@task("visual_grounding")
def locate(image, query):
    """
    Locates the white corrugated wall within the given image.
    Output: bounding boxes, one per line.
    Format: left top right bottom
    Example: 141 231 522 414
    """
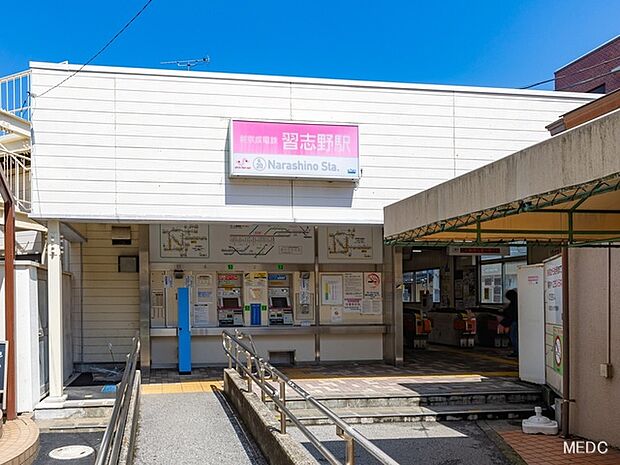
28 62 595 224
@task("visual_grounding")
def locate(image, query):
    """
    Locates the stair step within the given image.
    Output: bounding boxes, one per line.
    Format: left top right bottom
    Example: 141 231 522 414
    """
284 403 539 425
266 390 542 411
35 416 109 432
33 405 113 421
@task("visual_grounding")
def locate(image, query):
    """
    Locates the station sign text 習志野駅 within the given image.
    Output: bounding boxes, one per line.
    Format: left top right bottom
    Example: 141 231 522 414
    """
229 120 359 180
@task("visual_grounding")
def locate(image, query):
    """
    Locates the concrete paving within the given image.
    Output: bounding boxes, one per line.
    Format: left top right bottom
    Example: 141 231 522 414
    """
32 431 102 465
134 389 267 465
290 421 512 465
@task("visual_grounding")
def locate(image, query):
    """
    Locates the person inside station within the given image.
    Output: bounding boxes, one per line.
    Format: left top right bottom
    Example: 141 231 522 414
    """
500 289 519 357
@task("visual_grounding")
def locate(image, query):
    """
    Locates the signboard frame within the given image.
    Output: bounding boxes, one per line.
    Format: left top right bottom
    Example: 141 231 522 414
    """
229 119 360 181
0 341 7 411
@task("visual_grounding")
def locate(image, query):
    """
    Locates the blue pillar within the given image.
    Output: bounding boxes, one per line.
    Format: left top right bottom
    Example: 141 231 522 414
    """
250 303 262 326
178 287 191 374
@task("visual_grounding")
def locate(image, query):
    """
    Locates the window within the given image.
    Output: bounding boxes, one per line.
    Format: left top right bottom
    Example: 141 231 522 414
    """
111 226 132 245
403 269 440 303
588 83 606 94
480 257 526 304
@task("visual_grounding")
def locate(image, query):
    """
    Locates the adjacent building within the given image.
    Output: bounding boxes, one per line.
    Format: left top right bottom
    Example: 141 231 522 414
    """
555 35 620 94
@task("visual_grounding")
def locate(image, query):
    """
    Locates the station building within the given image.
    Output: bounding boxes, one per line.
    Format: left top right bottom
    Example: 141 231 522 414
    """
0 62 597 418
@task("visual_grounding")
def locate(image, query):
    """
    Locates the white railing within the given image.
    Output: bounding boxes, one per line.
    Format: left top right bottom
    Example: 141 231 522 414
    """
0 151 31 212
0 70 31 123
1 70 32 212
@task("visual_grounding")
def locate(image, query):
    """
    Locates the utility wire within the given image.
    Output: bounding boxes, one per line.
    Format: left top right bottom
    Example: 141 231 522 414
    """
520 55 620 89
35 0 155 99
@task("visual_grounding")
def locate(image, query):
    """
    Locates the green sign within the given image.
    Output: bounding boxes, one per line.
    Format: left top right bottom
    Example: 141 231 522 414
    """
277 264 284 270
227 264 234 270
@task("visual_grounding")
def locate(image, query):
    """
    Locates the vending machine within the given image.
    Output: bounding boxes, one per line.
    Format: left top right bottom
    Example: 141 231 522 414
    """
243 271 269 326
192 273 217 327
150 269 194 328
217 273 244 327
293 271 315 325
267 273 293 325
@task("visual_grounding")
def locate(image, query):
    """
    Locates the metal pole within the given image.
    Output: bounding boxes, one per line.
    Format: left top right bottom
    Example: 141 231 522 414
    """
314 226 320 362
235 344 240 372
246 352 252 392
345 435 355 465
561 248 570 438
279 379 286 434
4 198 16 420
260 365 266 403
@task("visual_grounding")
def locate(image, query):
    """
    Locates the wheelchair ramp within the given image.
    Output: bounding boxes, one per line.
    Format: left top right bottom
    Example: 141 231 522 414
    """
134 383 267 465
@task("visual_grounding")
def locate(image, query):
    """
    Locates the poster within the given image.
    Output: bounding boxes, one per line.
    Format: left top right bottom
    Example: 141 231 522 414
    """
544 256 563 325
0 341 7 402
192 304 211 326
344 272 363 312
363 272 382 299
244 272 268 303
321 275 343 305
361 299 382 314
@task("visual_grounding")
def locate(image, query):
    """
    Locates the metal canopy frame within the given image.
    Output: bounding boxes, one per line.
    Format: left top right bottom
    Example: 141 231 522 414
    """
385 171 620 247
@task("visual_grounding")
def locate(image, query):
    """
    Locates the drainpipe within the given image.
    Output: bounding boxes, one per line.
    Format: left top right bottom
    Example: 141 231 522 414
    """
561 248 570 438
606 247 612 370
1 169 16 420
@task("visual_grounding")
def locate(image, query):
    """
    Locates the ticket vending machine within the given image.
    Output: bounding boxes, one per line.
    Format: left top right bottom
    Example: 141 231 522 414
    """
165 269 193 328
243 272 269 326
217 273 244 327
267 273 293 325
150 270 166 327
150 269 194 328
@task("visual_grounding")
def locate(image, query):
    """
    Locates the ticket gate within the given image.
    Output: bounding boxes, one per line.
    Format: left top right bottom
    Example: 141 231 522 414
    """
428 309 477 348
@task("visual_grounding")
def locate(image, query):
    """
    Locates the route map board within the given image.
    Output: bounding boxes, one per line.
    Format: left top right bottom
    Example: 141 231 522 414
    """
317 226 383 263
160 224 210 258
152 224 315 263
211 224 314 263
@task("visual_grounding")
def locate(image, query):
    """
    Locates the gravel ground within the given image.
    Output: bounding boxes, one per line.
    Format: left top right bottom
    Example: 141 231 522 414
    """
133 390 267 465
289 421 513 465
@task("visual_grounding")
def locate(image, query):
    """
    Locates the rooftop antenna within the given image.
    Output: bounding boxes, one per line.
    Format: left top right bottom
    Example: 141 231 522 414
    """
161 56 210 71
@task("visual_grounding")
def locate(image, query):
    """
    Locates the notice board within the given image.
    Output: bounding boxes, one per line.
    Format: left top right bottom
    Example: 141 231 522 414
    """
319 273 383 324
0 341 7 409
544 255 563 395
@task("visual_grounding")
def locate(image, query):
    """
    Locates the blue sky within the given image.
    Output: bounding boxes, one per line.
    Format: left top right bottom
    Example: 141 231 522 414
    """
1 0 618 89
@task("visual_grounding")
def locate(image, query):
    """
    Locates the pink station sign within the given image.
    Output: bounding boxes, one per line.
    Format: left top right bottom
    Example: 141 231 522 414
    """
230 120 359 180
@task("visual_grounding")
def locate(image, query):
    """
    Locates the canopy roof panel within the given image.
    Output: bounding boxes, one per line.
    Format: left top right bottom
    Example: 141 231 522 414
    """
384 107 620 247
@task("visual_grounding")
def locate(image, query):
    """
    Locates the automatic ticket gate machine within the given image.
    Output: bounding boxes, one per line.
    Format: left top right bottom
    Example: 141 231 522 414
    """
217 273 244 327
267 273 294 325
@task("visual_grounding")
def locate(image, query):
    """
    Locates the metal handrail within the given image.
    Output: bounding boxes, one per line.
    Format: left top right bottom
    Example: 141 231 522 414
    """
96 334 141 465
222 330 400 465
